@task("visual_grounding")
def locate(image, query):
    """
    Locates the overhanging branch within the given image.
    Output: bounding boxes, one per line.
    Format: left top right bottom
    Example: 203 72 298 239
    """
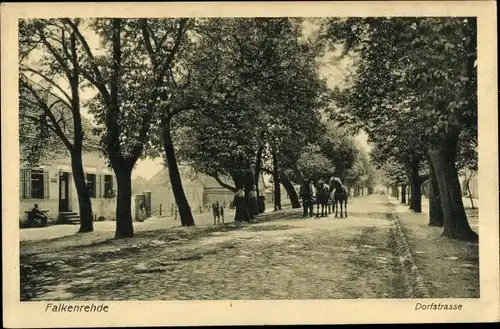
210 172 237 192
24 114 57 133
21 79 73 151
62 18 111 102
20 66 73 105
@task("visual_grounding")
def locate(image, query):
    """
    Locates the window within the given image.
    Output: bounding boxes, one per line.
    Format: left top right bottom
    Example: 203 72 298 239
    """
104 175 114 198
20 169 49 199
31 170 45 199
86 173 97 198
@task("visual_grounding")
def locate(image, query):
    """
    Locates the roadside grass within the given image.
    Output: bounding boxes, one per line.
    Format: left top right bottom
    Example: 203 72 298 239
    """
391 203 479 298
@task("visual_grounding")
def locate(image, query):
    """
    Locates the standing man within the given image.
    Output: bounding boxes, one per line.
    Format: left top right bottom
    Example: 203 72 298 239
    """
299 179 314 218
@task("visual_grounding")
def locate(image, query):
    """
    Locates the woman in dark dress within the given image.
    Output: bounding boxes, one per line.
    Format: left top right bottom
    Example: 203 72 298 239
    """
248 185 259 218
233 188 247 222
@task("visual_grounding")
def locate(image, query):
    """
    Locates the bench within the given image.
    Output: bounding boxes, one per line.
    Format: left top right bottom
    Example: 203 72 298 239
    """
24 209 50 214
24 209 50 227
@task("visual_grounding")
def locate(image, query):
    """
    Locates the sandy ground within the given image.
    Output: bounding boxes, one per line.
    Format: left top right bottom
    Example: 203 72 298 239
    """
19 200 294 243
20 195 480 301
19 208 238 243
21 196 406 300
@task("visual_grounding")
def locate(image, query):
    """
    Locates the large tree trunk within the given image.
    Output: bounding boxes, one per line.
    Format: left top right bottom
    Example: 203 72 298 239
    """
428 161 444 227
254 146 264 214
407 185 412 209
71 151 94 233
401 184 407 204
428 135 478 242
273 179 281 211
114 165 134 238
272 152 281 211
68 35 93 233
163 125 195 227
407 163 422 213
107 18 134 239
70 94 93 233
280 172 301 208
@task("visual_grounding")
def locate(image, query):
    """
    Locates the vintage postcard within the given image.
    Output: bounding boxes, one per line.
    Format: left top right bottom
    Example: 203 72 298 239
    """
2 1 499 327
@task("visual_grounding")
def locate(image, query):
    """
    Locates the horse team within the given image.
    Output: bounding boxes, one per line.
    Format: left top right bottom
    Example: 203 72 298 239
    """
299 176 348 218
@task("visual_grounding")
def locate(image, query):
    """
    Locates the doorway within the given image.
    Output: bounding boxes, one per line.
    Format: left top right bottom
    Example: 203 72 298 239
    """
58 172 70 212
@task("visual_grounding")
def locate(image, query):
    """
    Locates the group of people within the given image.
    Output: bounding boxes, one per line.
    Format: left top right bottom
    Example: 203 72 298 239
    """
232 184 260 222
212 185 260 225
211 201 225 225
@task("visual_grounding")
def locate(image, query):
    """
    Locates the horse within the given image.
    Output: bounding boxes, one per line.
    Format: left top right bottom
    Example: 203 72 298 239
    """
315 180 330 217
329 177 348 218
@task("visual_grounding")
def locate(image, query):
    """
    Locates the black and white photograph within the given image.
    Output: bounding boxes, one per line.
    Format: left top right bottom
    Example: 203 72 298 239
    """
2 1 499 327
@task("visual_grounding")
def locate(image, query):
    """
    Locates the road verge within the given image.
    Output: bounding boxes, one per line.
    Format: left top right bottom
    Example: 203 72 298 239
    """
389 213 431 298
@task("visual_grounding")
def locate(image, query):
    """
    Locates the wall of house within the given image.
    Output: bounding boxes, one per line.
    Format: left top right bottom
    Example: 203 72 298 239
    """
19 150 118 220
203 188 234 207
141 167 273 217
92 198 117 219
264 184 291 205
147 183 206 217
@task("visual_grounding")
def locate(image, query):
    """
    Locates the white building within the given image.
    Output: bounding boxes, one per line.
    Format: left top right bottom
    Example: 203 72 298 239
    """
19 81 118 222
19 148 117 221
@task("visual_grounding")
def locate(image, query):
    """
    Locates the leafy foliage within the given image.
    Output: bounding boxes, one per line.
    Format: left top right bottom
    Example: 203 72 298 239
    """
296 144 336 183
171 18 328 187
19 19 99 165
71 18 191 169
319 17 477 179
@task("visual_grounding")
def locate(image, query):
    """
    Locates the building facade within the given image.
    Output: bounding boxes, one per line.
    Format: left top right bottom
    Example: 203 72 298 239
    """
19 149 117 221
142 166 269 216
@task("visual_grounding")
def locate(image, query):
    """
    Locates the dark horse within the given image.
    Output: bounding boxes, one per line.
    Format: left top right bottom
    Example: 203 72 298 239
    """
315 180 330 217
329 177 348 218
